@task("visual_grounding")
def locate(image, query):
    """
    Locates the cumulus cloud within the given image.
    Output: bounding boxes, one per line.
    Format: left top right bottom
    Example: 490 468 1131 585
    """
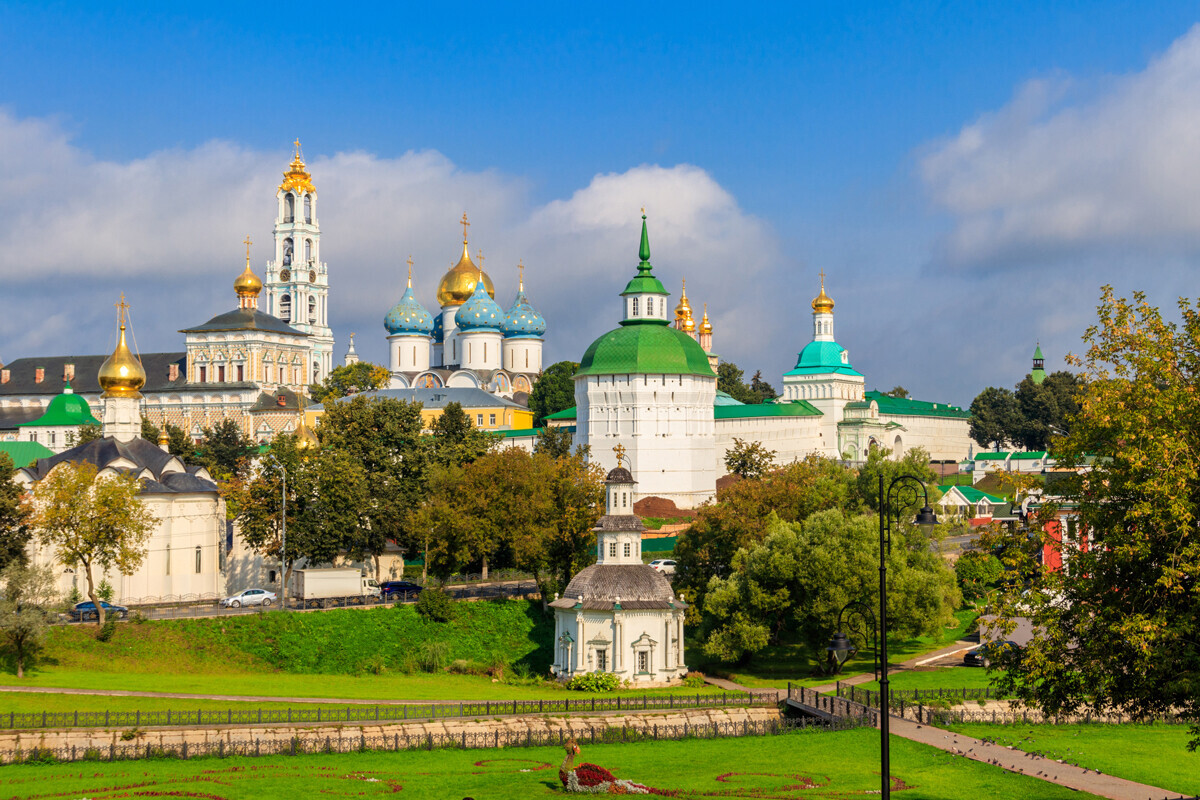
0 109 782 377
921 23 1200 269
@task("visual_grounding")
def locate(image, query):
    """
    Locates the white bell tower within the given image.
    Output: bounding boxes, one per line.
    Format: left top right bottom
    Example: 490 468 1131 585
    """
264 140 335 384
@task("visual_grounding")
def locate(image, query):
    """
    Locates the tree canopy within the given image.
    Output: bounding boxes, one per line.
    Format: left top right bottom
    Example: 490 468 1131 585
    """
0 562 59 677
195 418 257 481
717 362 777 404
309 362 391 404
723 438 777 479
969 371 1083 450
528 361 578 426
140 419 193 460
428 402 494 467
0 454 31 570
981 286 1200 750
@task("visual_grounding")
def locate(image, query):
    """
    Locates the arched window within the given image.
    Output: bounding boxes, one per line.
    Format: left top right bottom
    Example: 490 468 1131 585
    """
283 238 293 267
284 194 295 222
279 294 292 322
308 296 316 322
632 298 639 316
195 546 202 574
304 194 312 223
312 362 320 383
647 298 654 316
304 239 312 264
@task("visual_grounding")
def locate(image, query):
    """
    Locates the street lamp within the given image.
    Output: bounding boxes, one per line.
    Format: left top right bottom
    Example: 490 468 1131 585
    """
826 600 878 680
878 474 938 800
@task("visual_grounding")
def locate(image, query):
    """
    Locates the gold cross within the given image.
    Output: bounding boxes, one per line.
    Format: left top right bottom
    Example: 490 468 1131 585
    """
407 255 414 286
613 443 627 467
461 213 470 243
819 269 826 290
477 249 484 268
115 292 129 326
293 138 302 157
518 259 524 290
640 206 645 216
243 235 252 262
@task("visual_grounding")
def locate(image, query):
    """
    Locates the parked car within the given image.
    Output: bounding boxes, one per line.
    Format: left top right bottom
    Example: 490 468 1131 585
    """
220 588 277 608
379 580 423 600
964 640 1018 667
70 601 128 621
649 559 677 574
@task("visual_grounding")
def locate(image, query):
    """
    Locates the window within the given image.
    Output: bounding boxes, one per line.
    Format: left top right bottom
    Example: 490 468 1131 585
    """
269 570 277 583
304 195 312 223
476 414 483 426
49 432 55 445
622 492 627 508
608 542 617 558
217 366 225 382
304 239 312 263
28 432 36 443
284 193 295 222
638 651 649 672
308 296 317 322
647 298 654 315
596 649 608 671
623 542 631 558
489 414 496 426
195 546 202 574
199 366 207 383
632 297 639 316
236 365 244 382
525 350 529 369
280 294 292 321
483 343 487 361
165 544 171 576
283 237 293 266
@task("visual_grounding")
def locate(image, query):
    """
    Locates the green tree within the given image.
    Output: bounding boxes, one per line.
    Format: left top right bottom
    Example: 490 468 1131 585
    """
981 286 1200 749
1013 371 1085 450
309 362 391 404
854 446 940 517
717 362 775 404
195 418 257 481
316 395 427 575
537 447 605 599
700 511 959 663
528 361 578 425
886 386 910 399
534 425 574 459
0 562 60 677
29 462 156 625
968 386 1021 450
0 454 31 569
74 423 102 446
954 549 1004 602
723 438 777 479
429 402 493 467
748 371 778 402
139 419 194 459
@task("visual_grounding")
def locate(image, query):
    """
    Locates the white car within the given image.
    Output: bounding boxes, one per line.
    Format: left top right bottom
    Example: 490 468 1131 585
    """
649 559 676 574
220 588 277 608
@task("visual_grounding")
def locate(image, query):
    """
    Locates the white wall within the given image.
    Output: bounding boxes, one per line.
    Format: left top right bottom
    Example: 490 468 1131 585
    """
551 607 686 684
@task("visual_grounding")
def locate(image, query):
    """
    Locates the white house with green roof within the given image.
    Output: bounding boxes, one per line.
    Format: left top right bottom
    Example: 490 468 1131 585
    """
16 382 100 453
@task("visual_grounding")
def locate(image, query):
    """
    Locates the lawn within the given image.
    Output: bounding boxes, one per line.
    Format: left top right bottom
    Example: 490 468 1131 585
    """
945 722 1200 798
693 609 978 689
852 666 1002 694
0 726 1100 799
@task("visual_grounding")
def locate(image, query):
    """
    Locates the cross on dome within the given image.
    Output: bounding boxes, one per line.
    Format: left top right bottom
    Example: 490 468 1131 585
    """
461 213 470 243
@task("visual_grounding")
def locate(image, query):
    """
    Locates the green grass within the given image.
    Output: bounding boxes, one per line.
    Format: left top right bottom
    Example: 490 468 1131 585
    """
946 722 1200 797
693 609 978 689
0 726 1100 799
852 666 1002 694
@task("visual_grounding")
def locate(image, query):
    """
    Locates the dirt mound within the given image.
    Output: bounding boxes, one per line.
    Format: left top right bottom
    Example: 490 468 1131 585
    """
634 496 691 519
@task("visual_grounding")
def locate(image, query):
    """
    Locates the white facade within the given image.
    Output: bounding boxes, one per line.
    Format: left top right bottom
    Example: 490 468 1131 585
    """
502 337 543 374
459 329 503 372
389 333 432 373
713 412 826 471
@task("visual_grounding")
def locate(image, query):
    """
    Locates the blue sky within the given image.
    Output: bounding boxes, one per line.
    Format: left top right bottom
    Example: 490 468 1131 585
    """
3 2 1200 405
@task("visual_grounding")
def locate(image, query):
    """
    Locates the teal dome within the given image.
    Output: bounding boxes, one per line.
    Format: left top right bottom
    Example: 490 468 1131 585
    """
384 287 434 336
455 277 506 332
502 288 546 338
432 313 444 343
783 340 863 377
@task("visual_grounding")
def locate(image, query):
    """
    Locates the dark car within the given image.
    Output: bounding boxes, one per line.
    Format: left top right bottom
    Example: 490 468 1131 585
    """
964 640 1018 667
379 580 423 601
70 601 129 621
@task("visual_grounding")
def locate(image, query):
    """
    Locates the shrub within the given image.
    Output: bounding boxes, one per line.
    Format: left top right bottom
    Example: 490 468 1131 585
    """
96 580 114 603
357 654 387 675
447 658 487 675
417 640 450 672
65 585 82 606
955 551 1004 601
681 672 706 688
414 587 456 622
566 672 621 692
95 618 118 642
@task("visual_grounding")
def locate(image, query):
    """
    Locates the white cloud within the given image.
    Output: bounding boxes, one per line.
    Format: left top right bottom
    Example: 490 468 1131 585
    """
921 23 1200 268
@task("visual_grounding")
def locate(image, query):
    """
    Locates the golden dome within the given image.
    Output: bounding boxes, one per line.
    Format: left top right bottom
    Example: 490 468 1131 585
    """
436 217 495 306
98 298 147 398
811 270 835 313
699 303 713 335
234 258 263 298
295 419 320 451
279 139 316 195
673 278 692 324
157 429 170 447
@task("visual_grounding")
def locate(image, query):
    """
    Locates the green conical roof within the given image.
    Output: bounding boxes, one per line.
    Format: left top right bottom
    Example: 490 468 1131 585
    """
19 382 100 428
1033 344 1044 360
621 214 667 297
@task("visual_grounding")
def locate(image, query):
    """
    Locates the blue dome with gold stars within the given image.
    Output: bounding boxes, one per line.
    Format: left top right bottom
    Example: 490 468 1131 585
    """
502 287 546 339
454 276 506 332
384 286 434 336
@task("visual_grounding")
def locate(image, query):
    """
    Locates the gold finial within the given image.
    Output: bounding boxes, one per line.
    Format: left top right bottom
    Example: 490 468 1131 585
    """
700 302 713 335
461 212 470 244
640 206 645 216
98 294 147 398
243 235 252 264
350 332 356 340
819 269 826 290
811 269 835 313
613 443 627 468
293 138 302 158
477 248 484 269
115 292 129 326
518 259 524 291
280 139 315 194
158 429 169 447
407 255 414 289
234 237 263 299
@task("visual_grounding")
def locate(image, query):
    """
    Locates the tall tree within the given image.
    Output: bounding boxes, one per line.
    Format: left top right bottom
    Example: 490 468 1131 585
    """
718 362 776 404
749 371 778 402
528 361 578 425
723 438 777 479
196 418 257 481
700 511 959 663
968 386 1021 450
0 454 31 569
309 362 391 404
316 395 427 575
1013 371 1085 450
886 386 910 399
429 402 493 467
854 446 940 517
139 419 194 459
538 447 605 598
74 424 102 446
534 425 574 459
29 462 156 625
982 287 1200 750
0 562 59 677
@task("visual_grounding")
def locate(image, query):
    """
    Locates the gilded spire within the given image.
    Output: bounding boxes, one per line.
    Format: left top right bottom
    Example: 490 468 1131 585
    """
811 269 835 313
279 138 315 194
234 235 263 301
437 212 494 306
700 303 713 335
98 294 147 398
674 278 695 331
518 259 524 292
407 255 414 289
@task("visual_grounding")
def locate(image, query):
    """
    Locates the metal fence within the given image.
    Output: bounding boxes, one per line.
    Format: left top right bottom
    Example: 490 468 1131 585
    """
835 683 1006 710
786 684 879 726
927 707 1197 727
0 691 777 732
0 715 870 765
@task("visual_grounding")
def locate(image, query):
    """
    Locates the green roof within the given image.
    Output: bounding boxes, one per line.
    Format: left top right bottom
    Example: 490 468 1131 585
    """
715 401 822 419
0 441 55 468
18 384 99 428
544 406 578 421
714 390 744 406
621 215 669 296
497 427 542 439
1010 450 1047 460
576 323 717 378
938 485 1008 504
858 391 969 419
973 452 1010 461
783 341 863 377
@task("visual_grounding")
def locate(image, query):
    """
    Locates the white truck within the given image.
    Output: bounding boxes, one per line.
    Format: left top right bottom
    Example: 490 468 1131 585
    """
290 568 381 607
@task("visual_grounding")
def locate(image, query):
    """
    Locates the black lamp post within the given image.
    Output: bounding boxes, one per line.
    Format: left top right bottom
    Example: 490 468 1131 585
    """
878 474 938 800
826 600 878 680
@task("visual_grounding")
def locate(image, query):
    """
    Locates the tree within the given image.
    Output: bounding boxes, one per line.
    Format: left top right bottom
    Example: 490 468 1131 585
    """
316 395 427 575
534 425 574 459
854 446 940 517
748 371 778 402
29 462 156 625
429 402 493 467
140 419 194 459
886 386 910 399
0 562 59 677
717 362 775 404
74 423 102 446
723 438 777 479
1013 371 1085 450
968 386 1021 450
0 454 31 570
195 418 257 481
309 362 391 405
981 287 1200 750
954 549 1004 603
700 511 959 663
528 361 578 425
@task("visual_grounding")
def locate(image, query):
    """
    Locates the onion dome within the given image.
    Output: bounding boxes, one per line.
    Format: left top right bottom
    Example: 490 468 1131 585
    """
436 214 495 307
673 279 694 331
384 261 435 336
699 304 713 335
502 263 546 338
279 139 315 195
811 271 835 313
455 272 506 331
98 299 147 398
234 240 263 299
295 419 320 451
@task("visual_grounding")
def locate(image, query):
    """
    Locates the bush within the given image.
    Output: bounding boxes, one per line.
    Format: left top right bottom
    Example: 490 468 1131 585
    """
566 672 621 692
96 580 114 603
414 586 456 622
681 672 707 688
95 618 118 642
357 654 388 675
955 551 1004 601
417 640 450 672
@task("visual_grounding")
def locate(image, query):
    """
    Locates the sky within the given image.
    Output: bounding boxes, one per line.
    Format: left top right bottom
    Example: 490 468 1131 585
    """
2 1 1200 406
